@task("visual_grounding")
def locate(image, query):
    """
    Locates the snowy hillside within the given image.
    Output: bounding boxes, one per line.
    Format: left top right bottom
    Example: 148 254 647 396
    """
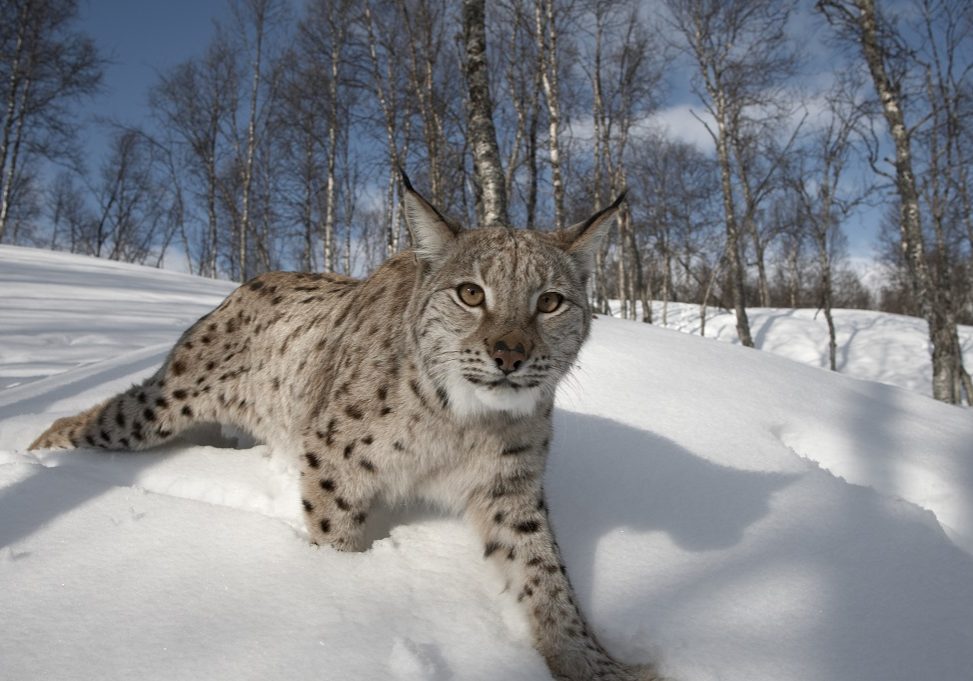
609 302 973 400
1 244 971 681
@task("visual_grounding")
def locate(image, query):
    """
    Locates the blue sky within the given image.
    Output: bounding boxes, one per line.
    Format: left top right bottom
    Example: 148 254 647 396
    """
79 0 232 117
72 0 882 261
76 0 233 153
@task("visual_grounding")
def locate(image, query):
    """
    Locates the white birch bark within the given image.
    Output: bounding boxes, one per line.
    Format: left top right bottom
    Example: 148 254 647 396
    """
533 0 564 228
462 0 508 227
820 0 968 402
239 5 265 281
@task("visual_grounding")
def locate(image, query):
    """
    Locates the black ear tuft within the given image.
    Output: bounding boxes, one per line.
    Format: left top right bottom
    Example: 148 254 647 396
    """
399 166 415 194
607 190 627 212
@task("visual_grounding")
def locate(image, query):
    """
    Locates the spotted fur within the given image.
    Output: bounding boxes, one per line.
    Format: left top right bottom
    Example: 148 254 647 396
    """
29 176 657 681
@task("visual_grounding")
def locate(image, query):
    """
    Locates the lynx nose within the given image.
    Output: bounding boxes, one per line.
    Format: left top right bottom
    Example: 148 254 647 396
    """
491 332 532 374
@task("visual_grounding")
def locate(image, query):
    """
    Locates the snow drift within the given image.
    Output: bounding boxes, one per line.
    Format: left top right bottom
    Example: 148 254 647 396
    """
1 244 971 681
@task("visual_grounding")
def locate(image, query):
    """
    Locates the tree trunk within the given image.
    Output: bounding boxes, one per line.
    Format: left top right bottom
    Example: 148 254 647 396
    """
829 0 966 402
462 0 507 228
301 132 314 272
661 246 672 326
323 8 343 273
534 0 565 228
732 135 771 308
206 139 219 277
699 263 721 339
0 73 31 240
363 6 403 258
625 211 651 324
526 95 539 229
0 0 29 242
401 2 445 206
715 105 754 347
239 11 265 281
787 242 800 308
818 245 838 371
589 10 608 310
616 216 629 318
751 225 770 307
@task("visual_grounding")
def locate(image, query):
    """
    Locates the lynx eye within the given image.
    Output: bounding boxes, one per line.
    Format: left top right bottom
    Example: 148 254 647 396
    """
537 291 564 313
457 282 485 307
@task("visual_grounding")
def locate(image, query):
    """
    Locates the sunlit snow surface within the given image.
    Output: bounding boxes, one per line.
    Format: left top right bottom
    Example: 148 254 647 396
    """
1 244 971 681
619 301 973 399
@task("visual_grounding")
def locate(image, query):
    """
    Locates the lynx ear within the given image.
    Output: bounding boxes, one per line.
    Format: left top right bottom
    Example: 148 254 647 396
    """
400 169 460 263
562 191 626 274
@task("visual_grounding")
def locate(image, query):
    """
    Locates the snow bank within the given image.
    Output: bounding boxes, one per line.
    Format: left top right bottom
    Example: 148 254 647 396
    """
616 301 973 399
2 245 971 681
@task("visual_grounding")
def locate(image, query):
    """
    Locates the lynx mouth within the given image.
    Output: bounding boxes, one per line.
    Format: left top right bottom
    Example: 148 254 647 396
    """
449 372 542 417
463 375 532 390
460 373 538 391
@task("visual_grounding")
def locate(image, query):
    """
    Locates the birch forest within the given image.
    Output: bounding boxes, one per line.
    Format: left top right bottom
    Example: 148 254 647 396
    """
1 0 972 403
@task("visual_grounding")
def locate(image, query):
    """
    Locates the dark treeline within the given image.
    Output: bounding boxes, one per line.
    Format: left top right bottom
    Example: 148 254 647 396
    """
1 0 972 404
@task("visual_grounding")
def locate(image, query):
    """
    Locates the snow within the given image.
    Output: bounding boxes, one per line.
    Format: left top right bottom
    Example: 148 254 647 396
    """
1 243 971 681
626 301 973 399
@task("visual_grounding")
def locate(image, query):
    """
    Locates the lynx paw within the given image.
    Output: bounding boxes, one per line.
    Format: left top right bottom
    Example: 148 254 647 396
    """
27 401 109 451
28 416 82 451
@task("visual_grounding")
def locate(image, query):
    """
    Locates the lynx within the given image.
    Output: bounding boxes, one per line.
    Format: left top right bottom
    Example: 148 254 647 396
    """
30 173 658 681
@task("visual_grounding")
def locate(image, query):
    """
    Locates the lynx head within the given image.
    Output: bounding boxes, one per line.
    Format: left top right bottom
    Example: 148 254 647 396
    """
401 172 624 419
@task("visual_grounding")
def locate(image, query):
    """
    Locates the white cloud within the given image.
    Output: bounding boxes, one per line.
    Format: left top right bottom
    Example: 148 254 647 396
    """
564 103 716 154
641 104 716 153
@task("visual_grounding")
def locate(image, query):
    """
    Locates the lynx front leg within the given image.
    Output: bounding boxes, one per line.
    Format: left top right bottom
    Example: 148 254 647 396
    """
298 434 382 552
467 481 658 681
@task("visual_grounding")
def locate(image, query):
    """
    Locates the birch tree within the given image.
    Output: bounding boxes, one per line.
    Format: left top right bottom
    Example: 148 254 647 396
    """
397 0 464 210
0 0 102 242
150 36 237 277
913 0 973 401
631 135 720 328
362 2 410 256
462 0 508 227
819 0 972 404
533 0 566 228
790 76 868 371
663 0 798 347
494 0 543 227
228 0 288 280
294 0 357 272
578 0 664 319
47 169 90 253
729 108 804 308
